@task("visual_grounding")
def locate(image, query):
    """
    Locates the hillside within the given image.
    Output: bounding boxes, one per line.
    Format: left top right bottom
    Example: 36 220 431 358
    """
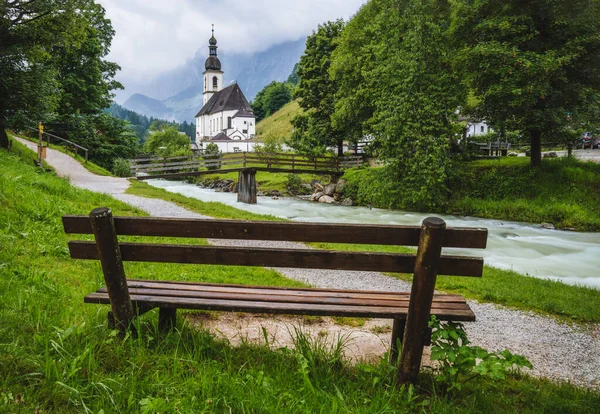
256 99 302 141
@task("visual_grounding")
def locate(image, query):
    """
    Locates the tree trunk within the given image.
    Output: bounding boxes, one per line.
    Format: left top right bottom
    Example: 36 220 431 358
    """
529 129 542 167
0 125 8 149
337 139 344 157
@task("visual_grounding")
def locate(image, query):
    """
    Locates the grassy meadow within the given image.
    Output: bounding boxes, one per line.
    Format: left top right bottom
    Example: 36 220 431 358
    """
342 156 600 231
2 146 600 412
256 99 301 141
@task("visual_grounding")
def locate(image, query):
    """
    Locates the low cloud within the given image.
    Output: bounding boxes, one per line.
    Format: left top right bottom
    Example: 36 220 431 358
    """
98 0 365 83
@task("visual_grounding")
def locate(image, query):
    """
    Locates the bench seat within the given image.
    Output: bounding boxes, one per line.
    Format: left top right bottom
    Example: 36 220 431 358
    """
85 279 476 321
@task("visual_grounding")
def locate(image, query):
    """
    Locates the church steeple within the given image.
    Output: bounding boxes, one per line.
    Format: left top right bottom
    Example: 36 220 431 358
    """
205 24 221 71
203 24 224 105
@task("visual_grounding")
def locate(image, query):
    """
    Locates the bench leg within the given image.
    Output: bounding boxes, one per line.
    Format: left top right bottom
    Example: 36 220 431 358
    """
158 308 177 331
390 318 406 364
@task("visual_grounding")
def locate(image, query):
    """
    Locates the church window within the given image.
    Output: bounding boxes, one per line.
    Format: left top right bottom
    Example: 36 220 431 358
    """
227 117 232 129
213 76 218 90
243 129 248 134
204 77 206 90
481 125 484 133
244 121 247 125
221 117 223 130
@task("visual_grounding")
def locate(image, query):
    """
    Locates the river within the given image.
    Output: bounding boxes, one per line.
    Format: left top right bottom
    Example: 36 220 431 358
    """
146 179 600 289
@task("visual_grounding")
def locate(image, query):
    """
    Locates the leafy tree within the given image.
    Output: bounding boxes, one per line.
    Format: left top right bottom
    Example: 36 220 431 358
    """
287 62 300 86
452 0 600 166
290 19 345 156
251 81 293 122
0 0 81 148
331 0 464 209
143 126 191 157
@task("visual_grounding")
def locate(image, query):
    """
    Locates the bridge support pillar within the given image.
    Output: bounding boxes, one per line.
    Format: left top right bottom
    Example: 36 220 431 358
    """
237 168 257 204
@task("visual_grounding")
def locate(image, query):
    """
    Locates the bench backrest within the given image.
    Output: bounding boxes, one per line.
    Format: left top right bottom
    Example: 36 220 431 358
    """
63 212 487 277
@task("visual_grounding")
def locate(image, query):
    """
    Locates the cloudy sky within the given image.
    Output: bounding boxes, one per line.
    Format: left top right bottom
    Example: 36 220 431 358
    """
98 0 366 83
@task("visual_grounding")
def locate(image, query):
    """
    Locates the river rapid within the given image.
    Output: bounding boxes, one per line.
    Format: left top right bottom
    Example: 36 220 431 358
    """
147 179 600 289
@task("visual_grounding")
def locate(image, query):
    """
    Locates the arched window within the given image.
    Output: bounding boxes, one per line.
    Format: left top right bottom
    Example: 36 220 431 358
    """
204 77 206 90
213 76 218 90
227 117 232 129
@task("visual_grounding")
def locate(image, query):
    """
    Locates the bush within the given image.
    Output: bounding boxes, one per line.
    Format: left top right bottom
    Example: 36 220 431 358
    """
204 142 221 170
112 158 131 177
285 174 302 195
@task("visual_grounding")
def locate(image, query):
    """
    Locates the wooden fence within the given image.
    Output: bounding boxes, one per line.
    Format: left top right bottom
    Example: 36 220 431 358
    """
129 152 364 176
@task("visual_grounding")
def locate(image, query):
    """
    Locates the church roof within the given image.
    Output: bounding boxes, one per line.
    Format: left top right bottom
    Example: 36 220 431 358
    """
233 109 255 118
195 83 253 117
211 132 231 141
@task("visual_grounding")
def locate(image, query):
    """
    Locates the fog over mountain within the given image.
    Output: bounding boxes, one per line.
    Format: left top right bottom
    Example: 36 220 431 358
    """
120 37 306 123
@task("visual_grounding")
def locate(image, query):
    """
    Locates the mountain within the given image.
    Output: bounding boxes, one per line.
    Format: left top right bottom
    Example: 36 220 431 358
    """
122 37 306 123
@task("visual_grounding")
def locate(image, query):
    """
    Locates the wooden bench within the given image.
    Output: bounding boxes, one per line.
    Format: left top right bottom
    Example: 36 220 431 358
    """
62 207 487 384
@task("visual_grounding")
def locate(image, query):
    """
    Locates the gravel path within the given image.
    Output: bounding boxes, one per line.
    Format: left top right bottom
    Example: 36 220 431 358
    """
15 136 600 389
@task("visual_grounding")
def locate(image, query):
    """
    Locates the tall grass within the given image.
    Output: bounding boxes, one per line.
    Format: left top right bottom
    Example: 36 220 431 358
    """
1 147 599 412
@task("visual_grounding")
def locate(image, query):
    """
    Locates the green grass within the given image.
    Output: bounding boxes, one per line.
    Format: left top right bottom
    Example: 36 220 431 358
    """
447 157 600 231
342 157 600 231
9 132 114 176
256 99 302 141
127 180 284 221
1 146 599 413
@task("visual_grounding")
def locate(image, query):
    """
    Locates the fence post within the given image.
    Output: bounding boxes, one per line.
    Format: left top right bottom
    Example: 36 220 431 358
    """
89 207 135 334
85 150 88 163
292 153 295 170
397 217 446 386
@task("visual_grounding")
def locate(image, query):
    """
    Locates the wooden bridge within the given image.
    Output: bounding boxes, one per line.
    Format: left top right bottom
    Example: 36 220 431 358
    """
130 152 363 204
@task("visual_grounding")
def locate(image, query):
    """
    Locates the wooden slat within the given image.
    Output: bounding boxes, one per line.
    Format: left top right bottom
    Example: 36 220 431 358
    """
84 293 475 320
68 241 484 276
62 216 488 249
107 287 471 310
116 279 468 302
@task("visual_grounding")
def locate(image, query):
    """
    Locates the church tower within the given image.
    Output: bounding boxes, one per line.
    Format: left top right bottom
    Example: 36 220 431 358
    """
203 25 224 105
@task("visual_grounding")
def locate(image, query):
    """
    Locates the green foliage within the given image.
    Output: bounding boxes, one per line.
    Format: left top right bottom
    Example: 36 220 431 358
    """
252 81 294 123
0 0 122 150
285 174 303 195
287 62 300 86
112 158 131 177
332 0 465 210
143 126 191 157
429 317 532 391
254 135 283 154
203 142 221 170
291 19 346 156
106 103 196 142
452 0 600 166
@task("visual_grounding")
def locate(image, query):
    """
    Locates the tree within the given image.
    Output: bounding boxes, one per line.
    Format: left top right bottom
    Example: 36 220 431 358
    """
290 19 345 156
452 0 600 166
143 126 191 157
287 62 300 86
331 0 465 209
0 0 80 148
251 81 293 123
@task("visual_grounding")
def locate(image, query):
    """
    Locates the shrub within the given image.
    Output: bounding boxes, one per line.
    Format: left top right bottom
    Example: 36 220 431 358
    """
112 158 131 177
204 142 221 170
285 173 302 195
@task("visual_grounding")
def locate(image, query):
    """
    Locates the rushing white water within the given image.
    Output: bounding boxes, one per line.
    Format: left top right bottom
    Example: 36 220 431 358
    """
147 179 600 289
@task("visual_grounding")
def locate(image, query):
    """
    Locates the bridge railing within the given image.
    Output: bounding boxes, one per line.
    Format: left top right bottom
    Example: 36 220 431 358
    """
129 152 364 176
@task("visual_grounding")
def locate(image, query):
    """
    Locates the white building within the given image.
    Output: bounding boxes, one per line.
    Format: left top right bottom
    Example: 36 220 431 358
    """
195 27 256 152
465 120 493 137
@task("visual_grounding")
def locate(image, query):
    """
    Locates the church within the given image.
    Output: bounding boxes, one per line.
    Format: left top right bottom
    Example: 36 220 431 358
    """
195 27 257 152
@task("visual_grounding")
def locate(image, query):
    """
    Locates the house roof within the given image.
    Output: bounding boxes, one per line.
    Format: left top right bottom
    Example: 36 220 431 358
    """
233 109 255 118
210 132 231 141
195 83 253 117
